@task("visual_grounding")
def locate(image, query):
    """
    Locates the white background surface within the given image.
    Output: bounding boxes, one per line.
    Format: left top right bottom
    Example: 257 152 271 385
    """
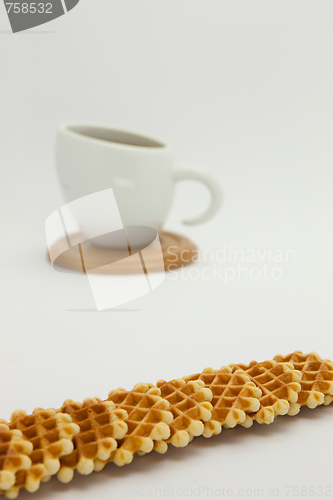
0 1 332 499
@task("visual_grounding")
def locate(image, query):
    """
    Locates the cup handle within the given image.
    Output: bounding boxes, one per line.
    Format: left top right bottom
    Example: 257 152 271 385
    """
173 164 222 225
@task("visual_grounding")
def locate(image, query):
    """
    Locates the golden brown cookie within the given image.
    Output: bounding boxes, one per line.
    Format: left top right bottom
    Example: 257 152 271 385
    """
273 351 333 414
183 366 262 432
56 398 128 483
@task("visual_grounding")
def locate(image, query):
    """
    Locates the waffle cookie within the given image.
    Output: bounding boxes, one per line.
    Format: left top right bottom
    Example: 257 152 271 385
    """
104 383 173 467
1 408 79 498
229 360 301 424
183 367 262 433
153 379 213 452
273 351 333 414
1 349 331 497
56 398 128 483
0 424 33 495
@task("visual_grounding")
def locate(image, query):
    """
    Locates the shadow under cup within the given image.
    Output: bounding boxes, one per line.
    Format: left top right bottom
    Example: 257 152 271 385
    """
87 226 159 254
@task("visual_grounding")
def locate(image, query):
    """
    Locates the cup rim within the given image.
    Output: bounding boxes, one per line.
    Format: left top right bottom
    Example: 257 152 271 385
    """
58 122 169 151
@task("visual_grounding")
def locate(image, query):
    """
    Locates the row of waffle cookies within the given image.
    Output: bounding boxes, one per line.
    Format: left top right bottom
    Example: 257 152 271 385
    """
1 350 332 498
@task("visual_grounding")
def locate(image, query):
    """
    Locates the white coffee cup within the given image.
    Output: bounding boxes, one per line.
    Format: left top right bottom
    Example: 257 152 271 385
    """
56 122 222 248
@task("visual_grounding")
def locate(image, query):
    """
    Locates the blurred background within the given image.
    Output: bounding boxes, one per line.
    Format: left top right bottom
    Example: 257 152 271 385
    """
0 0 332 426
1 2 332 499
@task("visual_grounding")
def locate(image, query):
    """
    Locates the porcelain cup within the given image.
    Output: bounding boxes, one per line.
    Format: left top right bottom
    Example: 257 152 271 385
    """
56 122 222 248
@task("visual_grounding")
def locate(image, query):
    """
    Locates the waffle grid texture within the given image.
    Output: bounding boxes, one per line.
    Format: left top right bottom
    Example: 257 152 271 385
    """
183 367 262 431
0 408 79 498
1 350 332 497
273 351 333 413
229 360 302 424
